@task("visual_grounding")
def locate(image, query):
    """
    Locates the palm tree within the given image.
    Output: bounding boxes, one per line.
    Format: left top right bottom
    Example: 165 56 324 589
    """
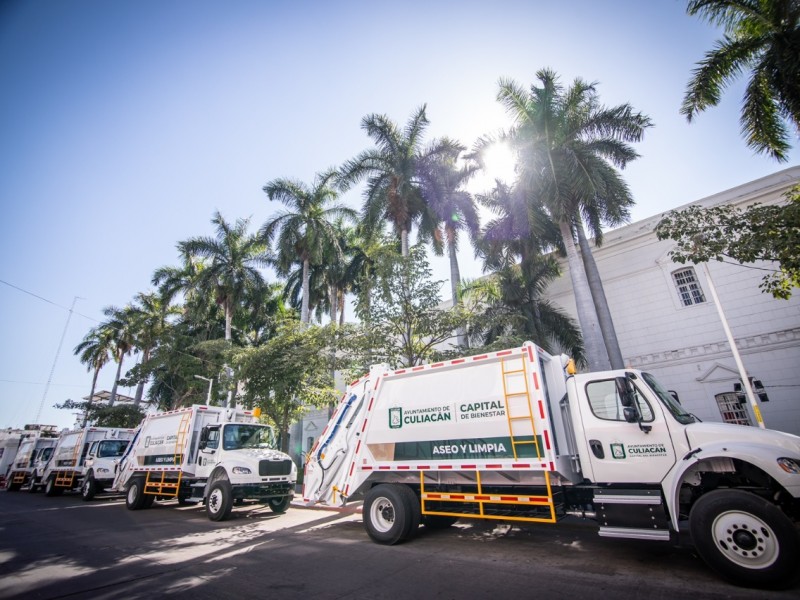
463 254 584 362
127 291 178 406
74 326 113 425
99 305 136 406
498 69 652 370
338 105 462 257
418 148 481 308
262 170 356 323
682 0 800 161
179 211 271 341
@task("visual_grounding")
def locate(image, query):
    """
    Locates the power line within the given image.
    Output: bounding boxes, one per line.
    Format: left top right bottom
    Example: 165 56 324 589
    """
0 278 98 322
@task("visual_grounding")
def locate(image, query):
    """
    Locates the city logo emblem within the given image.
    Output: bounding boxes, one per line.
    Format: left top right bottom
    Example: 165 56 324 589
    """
610 443 626 459
389 407 402 429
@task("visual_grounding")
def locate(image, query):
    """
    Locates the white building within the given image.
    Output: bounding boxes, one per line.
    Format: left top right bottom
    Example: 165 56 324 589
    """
545 166 800 435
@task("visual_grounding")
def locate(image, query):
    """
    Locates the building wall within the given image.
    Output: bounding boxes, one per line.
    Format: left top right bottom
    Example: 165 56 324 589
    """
545 167 800 434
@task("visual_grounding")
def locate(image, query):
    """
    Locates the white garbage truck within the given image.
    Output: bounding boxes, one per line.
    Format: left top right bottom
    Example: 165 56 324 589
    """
112 404 297 521
41 426 136 498
303 342 800 588
5 426 59 492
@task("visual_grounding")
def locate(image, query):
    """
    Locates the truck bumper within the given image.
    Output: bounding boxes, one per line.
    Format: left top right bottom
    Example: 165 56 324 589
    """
232 481 294 501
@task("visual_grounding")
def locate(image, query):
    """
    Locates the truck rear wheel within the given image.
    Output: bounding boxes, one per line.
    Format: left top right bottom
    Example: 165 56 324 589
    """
689 489 800 588
27 474 39 493
363 484 419 545
126 479 146 510
206 480 233 521
267 495 291 513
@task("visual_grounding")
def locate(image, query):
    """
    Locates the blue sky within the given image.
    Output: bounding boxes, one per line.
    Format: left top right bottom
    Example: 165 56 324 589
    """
1 0 797 430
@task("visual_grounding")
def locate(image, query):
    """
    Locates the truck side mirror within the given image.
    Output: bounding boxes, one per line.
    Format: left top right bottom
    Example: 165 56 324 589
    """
199 427 209 450
615 377 635 407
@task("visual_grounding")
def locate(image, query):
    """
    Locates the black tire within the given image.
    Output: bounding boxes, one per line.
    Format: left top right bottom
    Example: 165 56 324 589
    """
363 484 418 545
423 514 459 530
142 495 155 509
7 477 21 492
125 478 146 510
27 473 38 493
689 489 800 589
81 475 97 501
267 495 291 513
395 484 421 540
206 480 233 522
44 476 62 497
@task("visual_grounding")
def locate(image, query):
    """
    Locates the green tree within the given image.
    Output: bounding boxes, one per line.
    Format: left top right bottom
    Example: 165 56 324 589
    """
655 184 800 298
235 321 338 453
682 0 800 161
54 399 145 429
262 170 355 323
338 105 462 257
350 245 473 368
498 69 651 370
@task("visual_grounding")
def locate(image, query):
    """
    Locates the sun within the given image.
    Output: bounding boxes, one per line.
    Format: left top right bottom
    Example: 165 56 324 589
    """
469 142 517 193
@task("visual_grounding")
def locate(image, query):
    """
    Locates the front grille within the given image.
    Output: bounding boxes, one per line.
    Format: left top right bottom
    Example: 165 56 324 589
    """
259 459 292 476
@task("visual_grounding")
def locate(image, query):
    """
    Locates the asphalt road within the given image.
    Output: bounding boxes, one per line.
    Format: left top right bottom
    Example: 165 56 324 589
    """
0 489 797 599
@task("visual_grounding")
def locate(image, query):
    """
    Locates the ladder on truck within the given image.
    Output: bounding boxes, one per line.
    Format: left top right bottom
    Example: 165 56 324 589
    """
144 411 190 497
56 434 83 487
420 351 557 523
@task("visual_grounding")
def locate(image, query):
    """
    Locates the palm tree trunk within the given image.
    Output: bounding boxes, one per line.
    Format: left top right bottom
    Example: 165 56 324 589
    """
83 367 100 427
301 258 311 323
575 223 625 369
329 284 338 324
448 240 467 348
109 355 125 407
134 347 150 406
400 229 409 257
224 299 233 341
558 219 610 371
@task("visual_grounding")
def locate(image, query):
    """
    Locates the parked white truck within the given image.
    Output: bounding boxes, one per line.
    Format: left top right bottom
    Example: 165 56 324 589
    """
5 426 59 492
112 404 297 521
303 342 800 588
41 426 136 498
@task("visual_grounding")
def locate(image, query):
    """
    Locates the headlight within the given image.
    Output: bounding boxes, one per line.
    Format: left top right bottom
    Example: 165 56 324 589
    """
96 468 110 474
777 458 800 474
232 466 251 475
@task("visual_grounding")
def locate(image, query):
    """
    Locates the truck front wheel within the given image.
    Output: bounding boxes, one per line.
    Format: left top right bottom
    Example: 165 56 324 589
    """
267 495 291 513
206 480 233 521
44 476 62 497
363 484 419 545
689 489 800 588
81 474 97 501
126 479 146 510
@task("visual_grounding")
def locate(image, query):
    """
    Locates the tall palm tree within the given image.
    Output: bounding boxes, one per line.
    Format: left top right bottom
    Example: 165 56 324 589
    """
338 105 462 257
262 170 356 323
179 211 271 341
682 0 800 161
418 148 481 309
99 305 136 406
498 69 652 370
127 291 178 406
74 326 113 425
344 225 399 321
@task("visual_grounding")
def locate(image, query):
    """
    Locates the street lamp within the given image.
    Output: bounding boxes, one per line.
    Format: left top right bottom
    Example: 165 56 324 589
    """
194 375 213 406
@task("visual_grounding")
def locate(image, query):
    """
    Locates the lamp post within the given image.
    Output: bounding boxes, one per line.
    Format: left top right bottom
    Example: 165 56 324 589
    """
194 375 213 406
701 262 765 429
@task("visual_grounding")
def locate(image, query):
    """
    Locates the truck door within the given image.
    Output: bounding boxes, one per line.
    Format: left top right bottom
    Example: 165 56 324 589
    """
573 374 677 484
196 425 220 476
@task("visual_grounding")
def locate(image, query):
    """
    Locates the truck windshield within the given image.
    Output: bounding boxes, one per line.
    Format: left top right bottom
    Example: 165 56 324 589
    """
222 424 275 451
97 440 129 458
641 372 696 425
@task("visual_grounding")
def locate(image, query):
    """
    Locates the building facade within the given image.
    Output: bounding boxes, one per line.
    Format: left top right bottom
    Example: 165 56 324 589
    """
545 167 800 435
